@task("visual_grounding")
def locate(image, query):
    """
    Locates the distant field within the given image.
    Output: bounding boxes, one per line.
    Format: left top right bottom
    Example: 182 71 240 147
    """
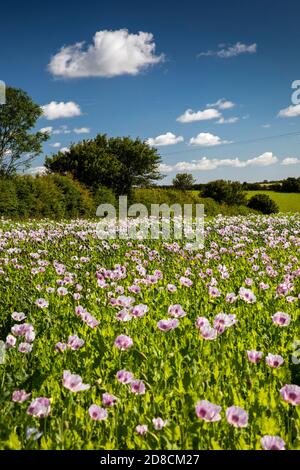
245 191 300 213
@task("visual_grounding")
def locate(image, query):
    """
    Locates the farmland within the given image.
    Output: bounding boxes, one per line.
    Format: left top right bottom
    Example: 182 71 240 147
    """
0 215 300 450
245 191 300 213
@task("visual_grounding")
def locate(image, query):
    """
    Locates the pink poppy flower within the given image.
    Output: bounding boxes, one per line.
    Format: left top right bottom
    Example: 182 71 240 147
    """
153 417 168 430
18 343 33 353
114 335 133 351
157 319 179 332
35 298 49 309
55 342 67 352
12 390 31 403
195 400 222 422
200 326 218 340
247 350 263 364
11 312 26 322
131 304 148 318
136 424 148 435
239 287 256 304
67 335 85 350
6 334 16 348
102 393 118 407
131 380 146 395
180 277 193 287
280 384 300 405
195 317 210 330
266 353 284 368
27 398 51 418
226 406 248 428
167 284 177 293
116 370 134 384
63 370 90 392
272 312 291 327
89 405 108 421
116 309 132 322
261 435 286 450
168 304 186 318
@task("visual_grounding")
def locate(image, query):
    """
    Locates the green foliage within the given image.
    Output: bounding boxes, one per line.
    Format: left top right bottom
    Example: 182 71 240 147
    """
0 175 95 219
93 186 117 208
172 173 196 190
0 87 48 175
201 180 247 206
280 177 300 193
45 134 162 195
247 194 279 214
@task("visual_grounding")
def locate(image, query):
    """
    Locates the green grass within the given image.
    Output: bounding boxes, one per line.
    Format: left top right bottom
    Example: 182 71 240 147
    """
245 191 300 213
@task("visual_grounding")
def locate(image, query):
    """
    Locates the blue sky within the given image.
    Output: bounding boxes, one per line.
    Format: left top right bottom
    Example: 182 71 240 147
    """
1 0 300 182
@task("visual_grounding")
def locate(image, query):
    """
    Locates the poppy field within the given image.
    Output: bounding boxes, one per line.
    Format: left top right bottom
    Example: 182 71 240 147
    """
0 214 300 450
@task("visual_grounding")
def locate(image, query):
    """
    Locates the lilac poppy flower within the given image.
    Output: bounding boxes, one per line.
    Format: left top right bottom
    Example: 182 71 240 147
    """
226 406 248 428
157 319 179 332
272 312 291 327
89 405 108 421
116 309 132 322
27 397 51 418
131 380 146 395
168 304 186 318
114 335 133 351
261 435 286 450
247 350 263 364
180 277 193 287
6 334 16 348
11 312 26 322
239 287 256 304
82 312 99 329
12 390 31 403
225 293 237 303
266 353 284 368
63 370 90 392
195 400 222 422
102 393 118 407
116 370 134 384
67 335 85 351
153 417 168 430
131 304 148 318
201 326 218 341
195 317 210 330
167 284 177 293
280 384 300 405
55 342 67 352
209 286 221 298
18 343 33 353
35 298 49 309
136 424 148 435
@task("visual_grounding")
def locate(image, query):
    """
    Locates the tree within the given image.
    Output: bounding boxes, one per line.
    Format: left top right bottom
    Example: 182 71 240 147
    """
201 179 246 206
172 173 196 190
0 87 48 176
45 134 162 195
247 194 279 214
280 177 300 193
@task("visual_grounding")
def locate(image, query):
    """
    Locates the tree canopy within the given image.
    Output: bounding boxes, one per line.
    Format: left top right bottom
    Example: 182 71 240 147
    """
201 179 247 206
45 134 162 195
172 173 196 190
0 87 48 176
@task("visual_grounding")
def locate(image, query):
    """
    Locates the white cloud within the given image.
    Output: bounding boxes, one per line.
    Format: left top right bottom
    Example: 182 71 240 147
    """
147 132 184 147
74 127 90 134
48 29 164 78
26 166 47 175
160 152 278 172
198 42 257 58
53 126 71 135
262 123 271 128
60 147 70 153
159 163 174 173
281 157 300 165
217 117 239 124
189 132 232 147
50 142 61 148
42 101 82 120
278 104 300 118
177 108 221 123
40 126 53 134
207 98 235 110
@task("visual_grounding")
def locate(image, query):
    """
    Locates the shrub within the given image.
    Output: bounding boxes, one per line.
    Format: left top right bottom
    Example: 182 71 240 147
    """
247 194 279 214
201 180 247 206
